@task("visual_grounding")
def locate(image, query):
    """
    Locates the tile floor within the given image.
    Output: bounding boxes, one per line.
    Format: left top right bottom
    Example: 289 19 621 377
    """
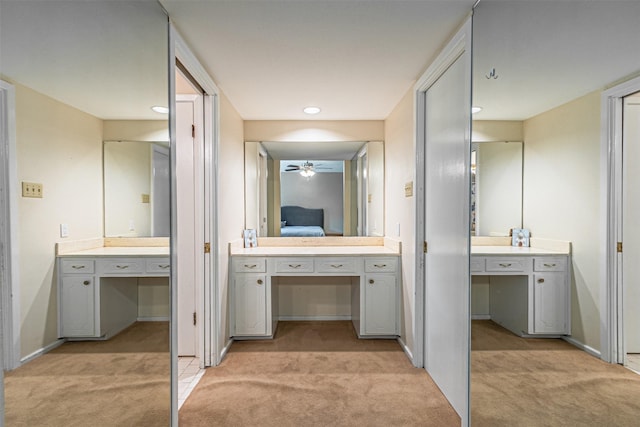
626 354 640 375
178 357 206 409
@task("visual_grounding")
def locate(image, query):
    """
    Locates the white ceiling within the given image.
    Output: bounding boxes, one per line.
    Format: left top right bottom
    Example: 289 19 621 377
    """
159 0 475 120
262 140 365 160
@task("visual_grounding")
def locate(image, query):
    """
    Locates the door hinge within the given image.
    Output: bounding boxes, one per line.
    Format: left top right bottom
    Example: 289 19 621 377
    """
204 242 211 253
193 312 196 326
423 241 428 253
191 124 195 138
617 242 623 253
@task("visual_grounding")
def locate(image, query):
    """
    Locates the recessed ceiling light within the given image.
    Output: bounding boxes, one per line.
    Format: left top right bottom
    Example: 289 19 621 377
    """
151 105 169 114
471 106 483 114
303 106 321 115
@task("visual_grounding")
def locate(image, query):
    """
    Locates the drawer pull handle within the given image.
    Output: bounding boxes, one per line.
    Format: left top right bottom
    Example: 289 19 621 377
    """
244 264 257 269
257 279 263 285
369 279 375 284
71 265 85 270
158 264 170 269
289 264 302 268
373 264 387 268
499 263 512 268
543 263 556 268
83 280 90 286
116 265 130 269
331 264 343 268
538 278 545 283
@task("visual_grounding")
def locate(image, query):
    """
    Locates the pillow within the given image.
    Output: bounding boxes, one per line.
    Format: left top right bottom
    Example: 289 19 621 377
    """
280 220 287 227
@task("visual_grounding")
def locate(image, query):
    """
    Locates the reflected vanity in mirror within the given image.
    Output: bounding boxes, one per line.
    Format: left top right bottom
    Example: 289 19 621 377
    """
104 140 170 237
0 0 171 424
245 140 385 238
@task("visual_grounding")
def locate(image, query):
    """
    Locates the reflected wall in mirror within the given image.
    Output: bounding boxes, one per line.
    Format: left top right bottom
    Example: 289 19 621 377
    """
0 0 170 424
245 140 384 237
104 140 170 237
471 141 523 236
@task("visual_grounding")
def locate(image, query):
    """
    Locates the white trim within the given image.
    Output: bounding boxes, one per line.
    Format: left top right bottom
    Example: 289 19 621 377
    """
220 338 233 362
471 314 491 320
19 339 66 366
0 80 21 371
562 336 602 359
137 316 170 322
600 74 640 364
277 315 352 321
397 336 414 364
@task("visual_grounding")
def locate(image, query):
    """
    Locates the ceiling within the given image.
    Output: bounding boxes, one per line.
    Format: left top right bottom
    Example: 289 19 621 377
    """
262 141 365 160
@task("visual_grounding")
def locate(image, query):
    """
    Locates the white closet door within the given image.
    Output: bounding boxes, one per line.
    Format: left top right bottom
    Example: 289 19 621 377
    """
419 18 471 425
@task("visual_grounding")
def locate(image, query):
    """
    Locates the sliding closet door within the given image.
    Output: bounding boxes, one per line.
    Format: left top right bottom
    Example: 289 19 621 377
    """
416 17 471 426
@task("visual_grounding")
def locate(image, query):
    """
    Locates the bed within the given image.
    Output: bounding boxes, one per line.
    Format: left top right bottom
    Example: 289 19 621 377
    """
280 205 325 237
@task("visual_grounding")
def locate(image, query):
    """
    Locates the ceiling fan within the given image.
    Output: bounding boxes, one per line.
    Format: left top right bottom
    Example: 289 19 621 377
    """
285 161 315 172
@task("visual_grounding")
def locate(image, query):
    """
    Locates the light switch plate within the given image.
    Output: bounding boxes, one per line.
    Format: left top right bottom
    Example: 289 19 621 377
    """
141 194 150 203
60 223 69 238
22 181 43 198
404 181 413 197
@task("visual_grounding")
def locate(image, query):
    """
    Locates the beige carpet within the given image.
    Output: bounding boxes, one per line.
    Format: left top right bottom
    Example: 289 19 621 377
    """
4 321 170 427
179 321 460 426
472 320 640 426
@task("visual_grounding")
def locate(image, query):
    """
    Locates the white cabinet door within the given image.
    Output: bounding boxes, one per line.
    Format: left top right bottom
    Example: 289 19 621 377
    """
533 272 566 334
60 276 95 337
234 274 267 336
364 274 397 335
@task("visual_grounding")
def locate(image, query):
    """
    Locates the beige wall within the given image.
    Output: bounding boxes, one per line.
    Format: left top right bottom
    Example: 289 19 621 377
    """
218 91 246 350
244 120 384 142
523 91 601 350
15 83 104 358
384 88 416 355
472 120 523 142
103 120 169 142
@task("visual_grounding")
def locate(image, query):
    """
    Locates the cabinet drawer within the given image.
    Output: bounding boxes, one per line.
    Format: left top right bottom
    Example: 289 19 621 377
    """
274 258 314 273
61 259 95 274
533 257 566 272
364 257 398 273
146 258 171 274
470 257 485 273
316 258 360 274
233 258 266 273
97 258 144 274
485 258 526 272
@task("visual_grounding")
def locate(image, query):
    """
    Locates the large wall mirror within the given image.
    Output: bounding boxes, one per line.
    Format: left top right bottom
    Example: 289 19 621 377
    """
1 0 170 424
471 0 640 425
245 140 384 238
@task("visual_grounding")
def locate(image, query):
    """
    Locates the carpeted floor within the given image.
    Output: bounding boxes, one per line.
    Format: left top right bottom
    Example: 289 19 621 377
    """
4 321 170 427
179 321 460 426
471 320 640 426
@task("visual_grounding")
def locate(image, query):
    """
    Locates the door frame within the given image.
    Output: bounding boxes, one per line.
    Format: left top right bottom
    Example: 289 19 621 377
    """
601 74 640 364
0 80 21 371
169 24 221 425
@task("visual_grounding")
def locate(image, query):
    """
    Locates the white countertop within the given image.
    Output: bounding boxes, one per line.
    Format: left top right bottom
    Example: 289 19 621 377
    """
472 245 569 256
57 246 169 257
231 245 399 257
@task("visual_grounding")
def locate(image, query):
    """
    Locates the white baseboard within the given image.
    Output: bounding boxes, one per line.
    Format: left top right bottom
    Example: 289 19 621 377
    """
397 336 414 363
137 316 170 322
219 339 233 365
471 314 491 320
562 336 601 359
20 338 66 366
277 315 352 321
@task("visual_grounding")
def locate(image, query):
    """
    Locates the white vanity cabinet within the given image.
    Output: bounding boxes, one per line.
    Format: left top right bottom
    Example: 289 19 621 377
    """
471 249 571 336
57 249 170 340
230 251 401 340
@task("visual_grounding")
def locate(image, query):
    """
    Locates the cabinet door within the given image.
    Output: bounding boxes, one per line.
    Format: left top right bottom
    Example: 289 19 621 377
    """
533 272 566 334
233 274 267 336
364 274 397 335
60 276 95 337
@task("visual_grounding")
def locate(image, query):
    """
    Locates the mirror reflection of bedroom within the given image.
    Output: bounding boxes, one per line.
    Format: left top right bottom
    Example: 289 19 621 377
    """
0 1 171 424
245 140 384 237
471 1 640 425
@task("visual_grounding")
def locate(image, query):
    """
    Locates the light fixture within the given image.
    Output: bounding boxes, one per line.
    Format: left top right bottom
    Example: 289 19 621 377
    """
303 106 321 115
151 105 169 114
472 106 483 114
300 169 316 178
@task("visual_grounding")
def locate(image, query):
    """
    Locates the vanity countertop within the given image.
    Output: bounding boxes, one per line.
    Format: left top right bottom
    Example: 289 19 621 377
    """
57 246 169 257
471 245 569 256
230 245 399 257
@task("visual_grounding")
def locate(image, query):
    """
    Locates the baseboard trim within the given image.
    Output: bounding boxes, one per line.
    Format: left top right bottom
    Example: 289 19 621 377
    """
562 336 601 359
20 338 66 366
277 315 352 321
397 336 414 364
471 314 491 320
137 316 170 322
219 339 233 365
